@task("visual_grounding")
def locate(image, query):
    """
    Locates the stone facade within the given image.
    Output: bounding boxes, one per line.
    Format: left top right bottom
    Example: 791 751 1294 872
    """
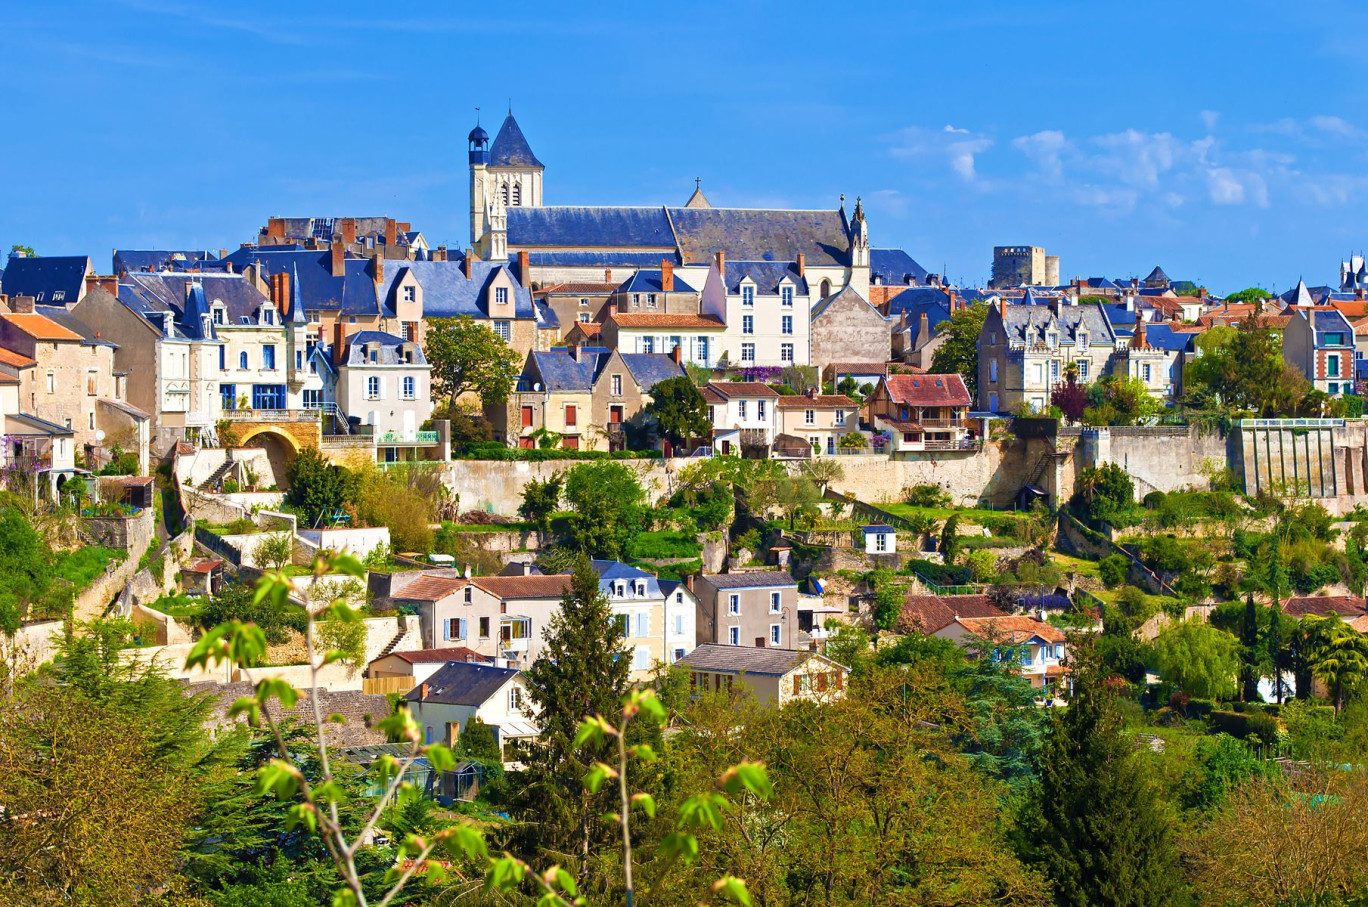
809 286 891 369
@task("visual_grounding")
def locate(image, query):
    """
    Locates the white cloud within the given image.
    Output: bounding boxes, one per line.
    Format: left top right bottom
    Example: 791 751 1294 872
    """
1089 130 1183 189
891 125 993 184
1207 168 1246 204
1011 130 1069 181
1310 115 1358 136
1200 110 1220 132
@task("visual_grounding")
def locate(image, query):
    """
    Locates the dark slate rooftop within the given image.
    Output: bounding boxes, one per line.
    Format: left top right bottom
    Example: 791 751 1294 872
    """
120 271 272 327
227 249 383 316
1136 323 1197 352
1144 266 1170 283
668 207 850 267
999 303 1116 346
1100 303 1139 328
680 644 818 676
380 260 534 319
220 244 305 270
619 352 686 391
345 330 427 366
526 250 676 269
489 112 544 169
616 269 698 295
401 661 521 707
1310 308 1354 340
724 261 808 295
524 348 609 392
113 249 218 275
884 286 951 317
869 248 928 286
507 207 676 249
1 254 89 303
1086 277 1121 290
704 571 795 589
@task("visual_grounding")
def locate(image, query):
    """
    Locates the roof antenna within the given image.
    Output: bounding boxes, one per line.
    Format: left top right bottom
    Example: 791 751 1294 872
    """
475 106 480 126
508 98 512 115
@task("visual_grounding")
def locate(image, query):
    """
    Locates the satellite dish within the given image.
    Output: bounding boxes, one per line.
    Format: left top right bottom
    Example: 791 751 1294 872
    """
95 430 106 442
533 382 542 391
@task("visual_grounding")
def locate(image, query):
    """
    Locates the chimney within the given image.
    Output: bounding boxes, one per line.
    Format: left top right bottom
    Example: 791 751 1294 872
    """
569 342 581 362
947 289 957 312
340 217 357 246
660 258 674 292
397 222 411 233
1357 288 1364 301
385 219 398 248
671 343 682 365
330 239 345 278
714 250 725 274
1197 287 1208 300
279 271 292 313
997 296 1007 321
371 253 384 288
517 250 531 287
604 268 612 283
435 245 447 262
795 253 805 278
1132 319 1148 350
218 248 228 260
919 311 930 342
1131 278 1139 290
418 683 429 701
266 217 285 242
13 295 35 314
333 321 350 366
463 250 473 279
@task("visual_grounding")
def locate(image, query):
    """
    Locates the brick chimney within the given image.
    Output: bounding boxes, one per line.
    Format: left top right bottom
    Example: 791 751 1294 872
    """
397 222 411 233
463 250 473 280
947 289 957 312
218 248 228 260
12 295 34 314
333 321 351 366
279 271 292 313
266 217 285 242
340 217 357 246
605 268 612 283
569 341 581 362
418 682 429 701
1132 319 1148 350
671 343 682 365
661 258 674 292
997 296 1007 321
517 250 531 287
1197 287 1208 300
330 239 345 278
435 245 447 262
714 250 725 274
919 311 930 342
795 253 805 278
371 253 384 288
385 219 398 248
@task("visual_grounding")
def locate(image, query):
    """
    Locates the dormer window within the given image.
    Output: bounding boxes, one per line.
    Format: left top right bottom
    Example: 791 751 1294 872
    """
261 306 275 326
1046 331 1058 348
212 305 225 325
742 285 755 306
368 346 378 364
1077 331 1087 347
403 286 415 303
781 285 794 306
495 287 508 306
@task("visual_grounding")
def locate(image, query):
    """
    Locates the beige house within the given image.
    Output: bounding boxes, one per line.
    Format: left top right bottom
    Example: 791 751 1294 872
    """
535 281 617 338
866 373 974 452
934 615 1068 693
977 298 1120 413
698 256 815 368
775 391 858 455
600 312 726 367
679 644 847 708
403 661 538 762
365 646 493 690
692 572 800 649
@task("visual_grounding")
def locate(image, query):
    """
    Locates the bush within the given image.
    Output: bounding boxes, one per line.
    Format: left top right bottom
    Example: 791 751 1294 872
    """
905 558 971 586
903 483 951 509
627 530 701 560
1099 554 1129 588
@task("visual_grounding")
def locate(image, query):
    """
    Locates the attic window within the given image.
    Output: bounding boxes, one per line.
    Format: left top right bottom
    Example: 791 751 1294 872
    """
239 316 251 325
935 379 943 387
495 287 508 306
52 291 65 303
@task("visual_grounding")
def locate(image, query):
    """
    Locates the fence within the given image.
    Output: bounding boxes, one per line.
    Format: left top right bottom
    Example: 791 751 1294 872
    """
362 676 415 695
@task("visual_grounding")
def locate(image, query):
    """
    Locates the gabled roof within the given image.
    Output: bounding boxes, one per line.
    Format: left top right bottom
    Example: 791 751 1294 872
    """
381 260 534 319
536 281 619 296
615 269 697 295
811 284 881 321
954 615 1066 644
471 574 572 599
607 312 724 329
680 644 839 677
223 249 382 316
869 248 928 286
0 254 89 302
525 348 607 393
898 594 1004 634
383 646 491 665
997 303 1117 346
113 249 218 274
884 286 952 316
880 373 971 407
684 182 711 208
0 312 84 341
706 381 781 400
1135 323 1199 352
0 347 37 369
618 352 686 391
1281 595 1365 619
703 571 794 589
508 207 676 249
489 111 544 168
404 661 522 706
345 331 427 366
393 574 469 602
120 271 272 328
775 393 855 408
1144 265 1170 283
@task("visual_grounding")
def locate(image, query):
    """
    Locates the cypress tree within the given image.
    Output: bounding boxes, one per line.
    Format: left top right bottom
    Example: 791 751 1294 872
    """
1023 645 1182 907
1240 593 1260 702
1267 538 1287 704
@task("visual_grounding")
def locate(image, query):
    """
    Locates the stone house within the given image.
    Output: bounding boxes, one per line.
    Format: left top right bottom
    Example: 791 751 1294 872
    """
977 299 1120 413
775 390 858 455
606 263 700 316
702 381 781 454
810 284 891 369
1284 306 1356 396
679 644 847 708
593 560 697 679
691 572 801 649
535 280 617 337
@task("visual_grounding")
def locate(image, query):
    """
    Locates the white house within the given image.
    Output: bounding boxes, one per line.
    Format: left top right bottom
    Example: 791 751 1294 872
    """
702 381 780 454
335 330 433 439
699 258 813 368
861 525 897 555
934 615 1069 694
403 661 538 763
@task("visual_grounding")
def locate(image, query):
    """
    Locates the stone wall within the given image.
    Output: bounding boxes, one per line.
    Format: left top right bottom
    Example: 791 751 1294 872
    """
441 458 675 514
825 438 1034 508
81 507 155 553
3 619 65 677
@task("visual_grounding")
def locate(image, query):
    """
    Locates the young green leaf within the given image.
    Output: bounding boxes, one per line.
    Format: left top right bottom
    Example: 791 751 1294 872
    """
631 792 656 818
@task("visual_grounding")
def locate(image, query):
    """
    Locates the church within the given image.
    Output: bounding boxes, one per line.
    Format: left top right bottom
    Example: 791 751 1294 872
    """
467 110 919 369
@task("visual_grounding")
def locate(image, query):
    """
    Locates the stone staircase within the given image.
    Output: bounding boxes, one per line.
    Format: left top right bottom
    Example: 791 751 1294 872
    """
198 452 236 492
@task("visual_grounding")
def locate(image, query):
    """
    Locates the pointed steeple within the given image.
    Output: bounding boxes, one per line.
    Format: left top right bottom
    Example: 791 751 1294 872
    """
685 177 711 209
1291 277 1314 308
182 280 214 340
489 111 544 169
289 263 307 324
1022 286 1040 306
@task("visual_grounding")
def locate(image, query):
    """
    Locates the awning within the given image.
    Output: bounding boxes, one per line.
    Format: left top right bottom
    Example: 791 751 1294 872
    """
497 720 539 739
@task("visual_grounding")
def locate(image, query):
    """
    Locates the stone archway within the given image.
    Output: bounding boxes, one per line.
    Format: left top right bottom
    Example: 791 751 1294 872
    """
237 428 301 491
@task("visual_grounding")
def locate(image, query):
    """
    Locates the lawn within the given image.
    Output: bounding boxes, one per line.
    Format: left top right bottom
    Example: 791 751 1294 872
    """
53 546 125 591
149 593 205 621
627 529 702 560
1050 551 1102 578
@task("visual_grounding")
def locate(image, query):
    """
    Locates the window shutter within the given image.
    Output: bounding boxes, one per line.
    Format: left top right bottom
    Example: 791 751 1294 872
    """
459 618 468 639
834 670 844 690
443 619 452 641
793 675 801 695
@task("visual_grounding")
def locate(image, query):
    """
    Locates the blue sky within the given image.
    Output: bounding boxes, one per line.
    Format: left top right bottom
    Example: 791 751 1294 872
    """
2 0 1366 293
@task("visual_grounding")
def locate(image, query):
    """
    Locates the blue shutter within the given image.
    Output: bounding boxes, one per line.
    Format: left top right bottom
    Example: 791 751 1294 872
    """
459 618 468 640
442 619 451 641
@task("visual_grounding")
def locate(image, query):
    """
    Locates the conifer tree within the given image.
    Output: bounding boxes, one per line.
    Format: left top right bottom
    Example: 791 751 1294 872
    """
1241 592 1261 702
514 558 631 877
1022 643 1182 907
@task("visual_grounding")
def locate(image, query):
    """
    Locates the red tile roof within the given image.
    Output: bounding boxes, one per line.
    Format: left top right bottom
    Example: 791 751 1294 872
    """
387 646 492 664
536 282 618 295
1 313 83 341
608 313 725 329
898 594 1004 634
955 615 1067 644
1281 595 1365 619
707 381 781 399
395 574 469 602
776 394 856 408
881 373 971 407
472 574 573 599
0 347 37 369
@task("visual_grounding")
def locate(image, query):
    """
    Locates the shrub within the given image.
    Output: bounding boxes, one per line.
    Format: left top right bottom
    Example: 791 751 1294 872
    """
1099 554 1129 588
627 530 701 560
903 483 951 509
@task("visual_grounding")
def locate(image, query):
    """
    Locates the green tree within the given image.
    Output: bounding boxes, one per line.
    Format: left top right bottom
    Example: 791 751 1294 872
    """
253 532 295 573
1151 618 1241 699
929 303 989 400
515 559 631 876
518 472 563 534
939 513 962 564
562 461 646 559
1098 554 1129 588
456 716 502 763
1184 321 1310 416
9 245 35 257
199 578 304 645
1020 643 1183 907
284 448 356 527
422 315 520 408
0 507 58 634
871 568 907 631
1084 373 1160 426
1071 463 1135 527
1306 614 1368 713
1223 286 1271 305
643 375 711 449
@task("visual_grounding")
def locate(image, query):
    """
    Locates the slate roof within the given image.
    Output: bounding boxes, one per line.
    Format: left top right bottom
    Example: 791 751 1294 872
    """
226 249 383 316
615 269 697 295
1306 307 1355 342
527 251 677 269
489 112 544 168
1144 266 1170 283
897 594 1005 634
869 248 928 286
706 381 781 399
403 661 521 706
1 254 89 303
680 644 828 676
120 271 272 327
380 260 534 319
345 331 427 366
536 281 619 296
113 249 218 274
884 286 952 316
525 348 606 392
703 571 795 589
998 303 1116 346
619 352 686 391
1100 303 1139 328
508 207 676 249
881 373 971 407
724 261 808 295
1135 323 1198 352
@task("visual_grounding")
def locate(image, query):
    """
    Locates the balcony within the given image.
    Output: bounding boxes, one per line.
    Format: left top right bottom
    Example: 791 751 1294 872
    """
377 430 440 445
220 409 318 423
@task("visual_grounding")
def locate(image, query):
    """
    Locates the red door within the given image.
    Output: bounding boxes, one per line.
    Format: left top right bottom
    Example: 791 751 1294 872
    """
521 406 533 428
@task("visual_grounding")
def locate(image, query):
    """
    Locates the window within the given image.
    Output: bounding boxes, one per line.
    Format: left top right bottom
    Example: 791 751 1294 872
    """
757 400 766 421
874 532 887 552
86 370 97 396
614 614 631 636
88 411 95 430
262 308 274 326
769 625 781 645
579 313 590 323
564 404 577 428
239 351 248 370
804 409 815 425
742 315 754 335
464 587 472 603
1050 360 1059 382
521 405 533 428
769 591 781 613
675 591 684 604
611 374 622 396
835 409 846 425
728 594 740 615
1141 363 1152 382
781 285 793 306
673 614 684 634
1326 332 1346 346
674 647 686 662
218 345 226 371
614 582 625 598
220 384 237 410
501 184 509 205
367 376 381 399
403 285 415 302
1077 360 1088 380
445 618 466 640
495 287 508 306
508 686 522 711
45 372 53 393
213 306 225 325
494 321 510 342
295 350 303 370
402 376 416 399
647 293 657 308
989 359 998 382
729 626 740 645
781 315 793 335
640 336 654 354
252 384 285 409
780 343 794 363
1329 355 1341 377
302 389 322 408
479 616 490 638
512 183 522 206
738 400 747 420
579 298 589 307
635 612 648 637
741 343 755 362
742 285 754 306
632 294 640 307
